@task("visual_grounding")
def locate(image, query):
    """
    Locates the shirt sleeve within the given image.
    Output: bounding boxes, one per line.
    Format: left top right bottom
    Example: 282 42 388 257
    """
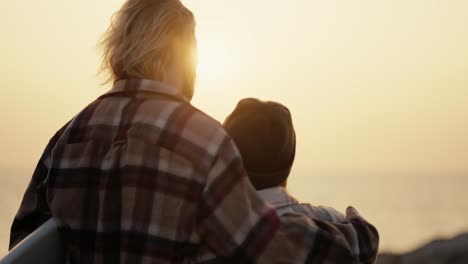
255 209 379 264
9 124 68 249
196 137 379 263
320 206 347 222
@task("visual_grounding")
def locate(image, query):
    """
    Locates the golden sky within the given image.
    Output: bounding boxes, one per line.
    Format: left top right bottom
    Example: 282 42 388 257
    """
1 0 468 254
2 0 467 175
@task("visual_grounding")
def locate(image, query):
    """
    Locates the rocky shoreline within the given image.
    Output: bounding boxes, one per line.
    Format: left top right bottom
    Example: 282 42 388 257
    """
377 233 468 264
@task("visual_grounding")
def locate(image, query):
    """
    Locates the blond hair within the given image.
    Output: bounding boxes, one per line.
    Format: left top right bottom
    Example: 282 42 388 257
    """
99 0 196 84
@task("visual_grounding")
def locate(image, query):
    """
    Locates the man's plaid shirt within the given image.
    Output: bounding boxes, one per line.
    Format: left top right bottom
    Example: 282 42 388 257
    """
10 79 379 263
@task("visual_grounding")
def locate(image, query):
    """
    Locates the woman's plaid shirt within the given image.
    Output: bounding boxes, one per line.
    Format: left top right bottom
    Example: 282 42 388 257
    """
10 79 379 263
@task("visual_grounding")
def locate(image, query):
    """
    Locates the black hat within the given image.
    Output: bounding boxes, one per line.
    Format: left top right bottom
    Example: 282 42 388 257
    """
223 98 296 190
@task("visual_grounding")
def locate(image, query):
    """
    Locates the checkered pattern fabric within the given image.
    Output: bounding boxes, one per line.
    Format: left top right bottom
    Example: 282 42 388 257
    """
10 79 379 263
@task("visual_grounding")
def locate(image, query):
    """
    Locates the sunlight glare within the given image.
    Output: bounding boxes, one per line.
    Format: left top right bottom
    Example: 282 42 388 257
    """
196 38 230 81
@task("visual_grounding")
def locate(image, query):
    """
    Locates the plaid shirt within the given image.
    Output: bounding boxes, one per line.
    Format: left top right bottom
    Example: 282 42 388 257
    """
257 187 346 223
10 79 379 263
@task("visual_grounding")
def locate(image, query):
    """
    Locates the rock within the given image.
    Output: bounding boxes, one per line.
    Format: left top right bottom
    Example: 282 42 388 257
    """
377 233 468 264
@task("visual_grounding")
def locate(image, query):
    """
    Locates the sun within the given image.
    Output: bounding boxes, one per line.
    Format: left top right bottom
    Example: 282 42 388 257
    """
196 38 230 81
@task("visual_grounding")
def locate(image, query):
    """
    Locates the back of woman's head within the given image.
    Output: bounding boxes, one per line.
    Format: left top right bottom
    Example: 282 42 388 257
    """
99 0 196 85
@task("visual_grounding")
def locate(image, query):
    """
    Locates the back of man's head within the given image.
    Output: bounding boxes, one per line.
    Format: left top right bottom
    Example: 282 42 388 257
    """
224 98 296 190
99 0 197 99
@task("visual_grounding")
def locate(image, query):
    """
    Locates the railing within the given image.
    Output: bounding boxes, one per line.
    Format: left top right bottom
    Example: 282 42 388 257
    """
0 219 64 264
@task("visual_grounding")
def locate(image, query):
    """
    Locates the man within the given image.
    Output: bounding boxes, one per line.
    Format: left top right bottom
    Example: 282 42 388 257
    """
224 98 347 222
10 0 379 263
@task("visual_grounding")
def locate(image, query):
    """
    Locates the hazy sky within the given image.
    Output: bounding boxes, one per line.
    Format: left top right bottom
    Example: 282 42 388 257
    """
2 0 467 175
1 0 468 254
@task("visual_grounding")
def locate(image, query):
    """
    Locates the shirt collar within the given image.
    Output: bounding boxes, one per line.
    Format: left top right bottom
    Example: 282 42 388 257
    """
103 79 189 102
257 187 299 209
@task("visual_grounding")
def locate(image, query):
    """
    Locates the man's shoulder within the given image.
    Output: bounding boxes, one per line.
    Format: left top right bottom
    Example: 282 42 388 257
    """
261 188 345 222
257 187 347 223
288 203 345 223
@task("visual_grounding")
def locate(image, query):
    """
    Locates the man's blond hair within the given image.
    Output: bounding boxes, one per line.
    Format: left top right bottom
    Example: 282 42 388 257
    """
99 0 196 84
